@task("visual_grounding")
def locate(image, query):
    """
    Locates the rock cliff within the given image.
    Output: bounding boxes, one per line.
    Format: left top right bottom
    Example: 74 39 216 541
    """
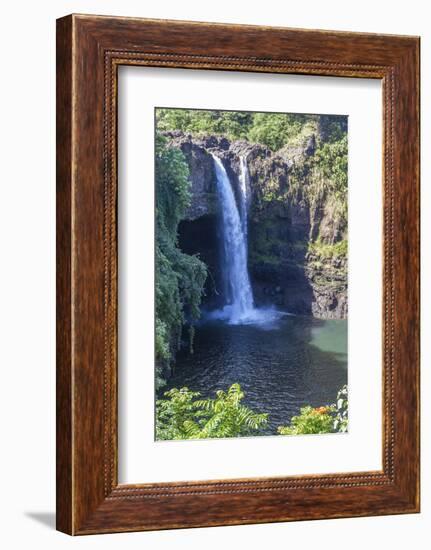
163 130 347 320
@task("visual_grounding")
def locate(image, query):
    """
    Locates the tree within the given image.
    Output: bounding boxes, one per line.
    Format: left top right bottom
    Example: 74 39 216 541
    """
156 108 254 140
156 108 315 151
248 113 306 151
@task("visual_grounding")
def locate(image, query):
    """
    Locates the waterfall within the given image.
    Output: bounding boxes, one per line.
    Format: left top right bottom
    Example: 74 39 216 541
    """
211 154 254 324
238 155 250 241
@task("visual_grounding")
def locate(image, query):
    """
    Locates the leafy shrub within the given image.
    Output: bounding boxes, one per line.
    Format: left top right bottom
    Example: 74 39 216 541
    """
278 385 349 436
333 385 348 433
156 383 348 439
247 113 309 151
314 134 348 199
308 238 348 259
157 108 315 151
155 134 208 388
156 109 253 141
277 406 335 435
156 383 268 440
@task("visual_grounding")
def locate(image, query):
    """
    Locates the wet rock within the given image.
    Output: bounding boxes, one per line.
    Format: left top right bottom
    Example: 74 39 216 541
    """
163 130 348 320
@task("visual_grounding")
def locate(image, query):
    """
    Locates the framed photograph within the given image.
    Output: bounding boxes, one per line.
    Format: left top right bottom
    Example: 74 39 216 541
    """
56 14 420 534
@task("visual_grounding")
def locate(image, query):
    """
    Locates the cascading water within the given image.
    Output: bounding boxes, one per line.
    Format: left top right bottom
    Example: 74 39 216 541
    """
211 154 254 324
238 155 250 240
207 154 284 326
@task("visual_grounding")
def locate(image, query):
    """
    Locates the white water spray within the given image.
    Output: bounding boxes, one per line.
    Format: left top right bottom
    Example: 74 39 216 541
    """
208 154 286 327
211 154 254 324
238 155 250 240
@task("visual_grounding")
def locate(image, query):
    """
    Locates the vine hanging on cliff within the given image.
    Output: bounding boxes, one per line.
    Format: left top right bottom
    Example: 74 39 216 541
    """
155 134 208 388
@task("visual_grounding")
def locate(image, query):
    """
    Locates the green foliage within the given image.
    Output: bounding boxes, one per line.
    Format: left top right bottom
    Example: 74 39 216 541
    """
308 238 348 259
314 134 348 199
278 385 349 435
318 115 348 143
157 108 348 226
156 109 253 141
277 406 335 435
156 383 347 439
156 383 268 440
285 132 348 229
155 134 207 388
247 113 310 151
156 387 202 441
156 108 347 152
157 108 316 151
259 177 290 204
333 385 348 433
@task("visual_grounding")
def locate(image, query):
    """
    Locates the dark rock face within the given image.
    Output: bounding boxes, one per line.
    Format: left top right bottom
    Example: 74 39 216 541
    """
306 255 348 319
164 131 219 220
164 131 348 320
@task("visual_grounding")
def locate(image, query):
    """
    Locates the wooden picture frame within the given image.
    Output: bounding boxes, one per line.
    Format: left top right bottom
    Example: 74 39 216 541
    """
56 14 420 535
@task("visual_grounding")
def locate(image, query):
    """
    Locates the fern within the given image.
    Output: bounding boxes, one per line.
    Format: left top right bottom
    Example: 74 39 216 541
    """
156 383 268 440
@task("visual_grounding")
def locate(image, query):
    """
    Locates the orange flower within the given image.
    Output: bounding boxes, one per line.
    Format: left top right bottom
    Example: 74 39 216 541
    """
315 406 328 415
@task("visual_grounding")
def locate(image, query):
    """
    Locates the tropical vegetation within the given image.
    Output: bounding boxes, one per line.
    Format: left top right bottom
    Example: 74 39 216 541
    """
156 383 348 440
155 134 207 388
154 108 348 409
278 385 348 435
156 108 346 153
157 107 348 229
156 383 268 440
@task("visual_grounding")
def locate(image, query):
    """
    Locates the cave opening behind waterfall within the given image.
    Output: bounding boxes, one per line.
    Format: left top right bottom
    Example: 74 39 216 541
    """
177 214 224 310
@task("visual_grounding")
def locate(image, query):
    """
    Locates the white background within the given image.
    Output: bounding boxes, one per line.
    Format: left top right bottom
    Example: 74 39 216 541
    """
119 68 382 483
0 1 428 548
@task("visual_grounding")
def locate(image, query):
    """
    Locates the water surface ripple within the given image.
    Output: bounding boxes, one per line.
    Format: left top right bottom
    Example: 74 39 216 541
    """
163 315 348 434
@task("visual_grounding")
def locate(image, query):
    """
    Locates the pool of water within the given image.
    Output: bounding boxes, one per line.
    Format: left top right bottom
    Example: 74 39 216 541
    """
162 313 348 435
